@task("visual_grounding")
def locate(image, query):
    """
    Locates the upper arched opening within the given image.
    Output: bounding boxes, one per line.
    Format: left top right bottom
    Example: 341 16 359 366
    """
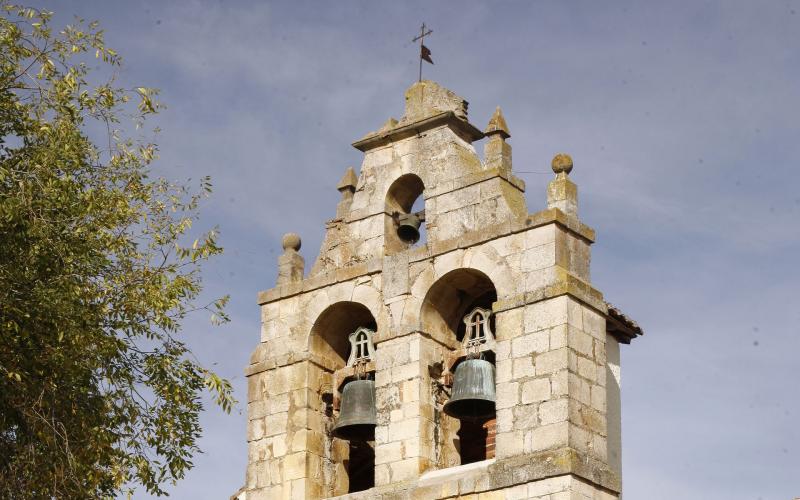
385 173 424 213
384 174 426 253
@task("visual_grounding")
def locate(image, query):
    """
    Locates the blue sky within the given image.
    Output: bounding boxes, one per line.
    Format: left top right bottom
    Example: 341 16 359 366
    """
37 1 800 498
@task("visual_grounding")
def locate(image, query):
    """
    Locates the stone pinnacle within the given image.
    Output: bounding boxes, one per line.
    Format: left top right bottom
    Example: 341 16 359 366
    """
551 153 573 175
281 233 301 252
484 106 510 139
336 167 358 193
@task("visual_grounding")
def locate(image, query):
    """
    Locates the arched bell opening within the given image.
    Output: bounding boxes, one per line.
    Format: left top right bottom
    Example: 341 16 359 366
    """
308 302 377 496
384 173 426 254
421 269 497 344
310 302 377 368
420 269 498 468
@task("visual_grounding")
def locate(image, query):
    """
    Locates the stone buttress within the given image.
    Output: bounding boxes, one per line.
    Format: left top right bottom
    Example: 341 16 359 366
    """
237 81 642 500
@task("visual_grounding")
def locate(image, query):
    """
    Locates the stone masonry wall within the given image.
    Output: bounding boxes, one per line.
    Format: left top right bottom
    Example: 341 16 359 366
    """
241 80 632 500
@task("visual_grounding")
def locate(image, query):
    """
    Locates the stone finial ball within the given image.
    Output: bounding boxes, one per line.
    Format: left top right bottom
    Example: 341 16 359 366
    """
551 153 574 174
281 233 301 252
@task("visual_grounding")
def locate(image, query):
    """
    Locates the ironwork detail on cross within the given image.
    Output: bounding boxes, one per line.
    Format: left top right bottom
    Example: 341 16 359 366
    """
412 23 434 82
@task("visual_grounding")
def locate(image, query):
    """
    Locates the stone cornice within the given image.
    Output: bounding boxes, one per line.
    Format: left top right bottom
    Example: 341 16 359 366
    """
256 208 597 306
327 448 620 499
493 268 607 316
352 111 484 152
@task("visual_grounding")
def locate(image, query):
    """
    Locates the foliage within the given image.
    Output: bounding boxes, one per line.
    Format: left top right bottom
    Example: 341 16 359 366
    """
0 3 234 497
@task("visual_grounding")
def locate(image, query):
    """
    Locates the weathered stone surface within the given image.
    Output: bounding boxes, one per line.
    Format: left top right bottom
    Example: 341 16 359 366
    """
239 80 639 500
521 379 551 404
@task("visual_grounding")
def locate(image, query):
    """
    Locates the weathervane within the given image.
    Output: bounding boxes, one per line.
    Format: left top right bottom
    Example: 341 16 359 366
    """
412 23 433 82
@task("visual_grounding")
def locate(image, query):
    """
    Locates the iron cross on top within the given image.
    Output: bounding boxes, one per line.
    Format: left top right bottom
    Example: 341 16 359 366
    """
412 23 433 82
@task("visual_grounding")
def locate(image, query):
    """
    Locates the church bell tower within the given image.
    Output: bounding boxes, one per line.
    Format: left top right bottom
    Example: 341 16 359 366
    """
238 80 642 499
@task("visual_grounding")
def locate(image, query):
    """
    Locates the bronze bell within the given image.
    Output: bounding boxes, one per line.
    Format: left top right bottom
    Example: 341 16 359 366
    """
443 358 496 420
333 379 376 441
396 213 421 243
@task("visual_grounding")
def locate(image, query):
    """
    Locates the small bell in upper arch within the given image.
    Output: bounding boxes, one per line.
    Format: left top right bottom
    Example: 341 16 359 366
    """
395 210 424 244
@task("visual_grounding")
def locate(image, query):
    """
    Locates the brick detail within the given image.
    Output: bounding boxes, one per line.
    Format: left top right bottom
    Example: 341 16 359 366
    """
484 417 497 459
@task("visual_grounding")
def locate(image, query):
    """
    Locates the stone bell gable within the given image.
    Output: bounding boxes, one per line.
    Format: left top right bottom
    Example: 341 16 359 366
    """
309 80 527 275
240 80 642 500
